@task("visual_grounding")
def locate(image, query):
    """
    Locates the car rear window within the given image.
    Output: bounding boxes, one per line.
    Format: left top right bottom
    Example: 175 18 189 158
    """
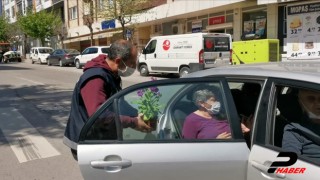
101 48 110 54
204 37 230 52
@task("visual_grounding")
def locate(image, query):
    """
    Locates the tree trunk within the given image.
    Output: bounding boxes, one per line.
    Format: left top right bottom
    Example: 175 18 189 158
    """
89 25 93 46
40 38 45 47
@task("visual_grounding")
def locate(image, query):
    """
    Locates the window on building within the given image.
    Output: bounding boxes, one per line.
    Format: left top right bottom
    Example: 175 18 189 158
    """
98 0 105 10
11 6 15 18
6 9 10 18
154 24 162 34
242 10 267 40
69 6 78 20
17 2 23 15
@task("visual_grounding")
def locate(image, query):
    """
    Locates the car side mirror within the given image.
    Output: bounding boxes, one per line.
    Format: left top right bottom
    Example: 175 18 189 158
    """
142 48 146 54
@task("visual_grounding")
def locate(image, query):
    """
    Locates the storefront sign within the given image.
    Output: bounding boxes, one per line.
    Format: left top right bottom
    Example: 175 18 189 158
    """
287 2 320 60
101 19 116 30
192 20 202 33
209 16 225 25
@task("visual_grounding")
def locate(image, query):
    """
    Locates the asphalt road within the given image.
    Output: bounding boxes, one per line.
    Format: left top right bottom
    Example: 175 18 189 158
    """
0 61 168 180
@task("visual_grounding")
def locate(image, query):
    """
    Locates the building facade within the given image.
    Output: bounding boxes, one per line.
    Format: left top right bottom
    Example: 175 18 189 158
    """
64 0 313 55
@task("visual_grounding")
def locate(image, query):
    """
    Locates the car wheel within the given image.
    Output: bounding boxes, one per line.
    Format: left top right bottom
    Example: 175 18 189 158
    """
139 65 149 76
47 59 51 66
38 58 42 64
179 67 190 77
18 59 21 62
59 60 63 67
75 60 82 69
31 58 34 64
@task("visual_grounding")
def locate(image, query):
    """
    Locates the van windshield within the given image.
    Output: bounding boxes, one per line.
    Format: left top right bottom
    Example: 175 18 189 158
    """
39 49 53 53
204 37 230 52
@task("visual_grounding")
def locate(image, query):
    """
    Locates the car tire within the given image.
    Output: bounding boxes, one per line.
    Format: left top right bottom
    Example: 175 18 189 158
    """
75 60 82 69
31 58 34 64
38 58 42 64
47 59 51 66
179 67 190 77
59 60 64 67
139 65 149 76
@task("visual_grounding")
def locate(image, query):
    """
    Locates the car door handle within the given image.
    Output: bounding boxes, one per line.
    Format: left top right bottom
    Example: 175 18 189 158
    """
154 53 157 58
90 159 132 169
251 160 286 179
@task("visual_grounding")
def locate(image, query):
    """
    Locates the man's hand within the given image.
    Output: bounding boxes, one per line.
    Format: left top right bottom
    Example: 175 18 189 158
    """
134 114 152 133
241 114 253 133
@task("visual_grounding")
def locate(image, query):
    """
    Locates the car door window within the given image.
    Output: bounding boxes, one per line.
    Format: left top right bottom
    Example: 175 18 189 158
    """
79 79 245 142
56 50 63 55
82 48 90 55
101 48 110 54
145 40 157 54
89 48 98 54
269 84 320 165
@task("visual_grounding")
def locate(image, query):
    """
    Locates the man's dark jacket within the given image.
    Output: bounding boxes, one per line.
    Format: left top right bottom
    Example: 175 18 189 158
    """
63 55 121 150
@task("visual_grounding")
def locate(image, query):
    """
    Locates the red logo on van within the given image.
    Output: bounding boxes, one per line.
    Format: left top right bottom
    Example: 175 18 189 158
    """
205 40 214 49
163 40 170 50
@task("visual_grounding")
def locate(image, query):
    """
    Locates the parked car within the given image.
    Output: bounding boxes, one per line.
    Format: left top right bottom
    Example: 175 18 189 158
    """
47 49 80 67
76 61 320 180
30 47 54 64
2 51 22 63
74 46 110 69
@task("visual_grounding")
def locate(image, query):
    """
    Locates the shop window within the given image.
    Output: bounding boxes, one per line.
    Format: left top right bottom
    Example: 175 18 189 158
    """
242 10 267 40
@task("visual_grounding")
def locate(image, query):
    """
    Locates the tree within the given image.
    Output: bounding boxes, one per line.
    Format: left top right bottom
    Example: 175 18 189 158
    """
98 0 149 40
17 10 62 46
0 16 10 42
83 0 95 46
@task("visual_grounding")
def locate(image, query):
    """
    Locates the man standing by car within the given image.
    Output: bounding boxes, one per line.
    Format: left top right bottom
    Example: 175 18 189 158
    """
63 40 151 160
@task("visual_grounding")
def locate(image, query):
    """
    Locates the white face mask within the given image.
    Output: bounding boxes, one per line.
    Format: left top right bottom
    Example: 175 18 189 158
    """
300 101 320 120
206 101 221 115
118 60 136 77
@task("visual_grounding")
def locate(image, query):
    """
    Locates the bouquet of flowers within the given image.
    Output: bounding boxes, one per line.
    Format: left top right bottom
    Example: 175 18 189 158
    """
133 77 162 128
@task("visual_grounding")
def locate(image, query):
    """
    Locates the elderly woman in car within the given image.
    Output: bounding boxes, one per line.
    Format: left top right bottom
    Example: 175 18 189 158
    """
182 88 251 140
181 89 240 139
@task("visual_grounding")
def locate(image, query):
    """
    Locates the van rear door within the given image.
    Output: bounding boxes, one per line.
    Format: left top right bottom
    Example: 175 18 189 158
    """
203 34 231 68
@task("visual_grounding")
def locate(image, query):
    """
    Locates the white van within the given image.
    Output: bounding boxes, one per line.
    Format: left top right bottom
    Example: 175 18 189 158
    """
30 47 54 64
138 33 232 77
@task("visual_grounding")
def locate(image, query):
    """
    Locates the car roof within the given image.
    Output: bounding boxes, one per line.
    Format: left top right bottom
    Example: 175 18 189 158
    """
87 46 110 48
31 47 53 49
185 61 320 84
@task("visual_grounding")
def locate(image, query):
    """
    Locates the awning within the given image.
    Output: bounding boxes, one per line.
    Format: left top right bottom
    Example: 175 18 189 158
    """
64 30 122 44
206 22 233 30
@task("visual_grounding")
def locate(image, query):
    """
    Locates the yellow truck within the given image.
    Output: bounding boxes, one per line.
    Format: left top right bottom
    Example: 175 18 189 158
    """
232 39 279 65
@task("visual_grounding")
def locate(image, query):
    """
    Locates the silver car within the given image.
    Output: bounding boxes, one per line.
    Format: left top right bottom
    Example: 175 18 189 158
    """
77 61 320 180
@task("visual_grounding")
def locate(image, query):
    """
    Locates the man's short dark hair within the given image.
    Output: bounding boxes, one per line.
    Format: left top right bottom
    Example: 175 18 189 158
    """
108 40 133 62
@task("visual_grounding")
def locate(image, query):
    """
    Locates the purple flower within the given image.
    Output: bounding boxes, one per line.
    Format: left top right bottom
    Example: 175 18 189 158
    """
137 89 144 97
149 87 159 93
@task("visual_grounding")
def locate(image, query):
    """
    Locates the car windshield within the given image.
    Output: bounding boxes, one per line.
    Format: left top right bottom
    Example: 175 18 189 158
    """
65 49 80 54
39 49 53 53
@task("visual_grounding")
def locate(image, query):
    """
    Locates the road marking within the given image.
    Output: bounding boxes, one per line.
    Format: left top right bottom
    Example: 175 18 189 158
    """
0 108 60 163
15 77 45 85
